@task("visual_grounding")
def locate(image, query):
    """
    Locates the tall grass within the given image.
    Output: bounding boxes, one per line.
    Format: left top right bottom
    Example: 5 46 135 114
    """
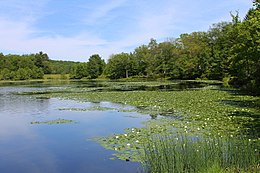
43 74 69 80
142 134 259 173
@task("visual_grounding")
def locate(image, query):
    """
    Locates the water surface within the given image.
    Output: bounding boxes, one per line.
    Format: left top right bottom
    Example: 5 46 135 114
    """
0 86 150 173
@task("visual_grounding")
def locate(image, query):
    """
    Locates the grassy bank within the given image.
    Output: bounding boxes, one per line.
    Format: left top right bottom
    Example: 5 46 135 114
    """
142 134 259 173
43 74 70 80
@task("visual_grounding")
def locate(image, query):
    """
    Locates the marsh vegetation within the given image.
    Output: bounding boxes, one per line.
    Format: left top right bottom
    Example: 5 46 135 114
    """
13 80 260 173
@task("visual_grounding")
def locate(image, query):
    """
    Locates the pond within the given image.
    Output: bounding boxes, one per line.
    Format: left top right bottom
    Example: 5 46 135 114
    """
0 85 151 173
0 80 219 173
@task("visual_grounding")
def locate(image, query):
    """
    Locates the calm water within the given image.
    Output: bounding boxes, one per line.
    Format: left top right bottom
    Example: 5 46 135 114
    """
0 86 151 173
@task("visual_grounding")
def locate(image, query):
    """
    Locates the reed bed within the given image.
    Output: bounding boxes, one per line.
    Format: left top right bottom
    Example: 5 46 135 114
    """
142 134 259 173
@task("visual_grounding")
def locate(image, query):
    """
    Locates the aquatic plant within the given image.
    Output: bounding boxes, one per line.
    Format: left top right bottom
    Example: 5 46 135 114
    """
31 119 75 125
18 80 260 172
142 134 259 173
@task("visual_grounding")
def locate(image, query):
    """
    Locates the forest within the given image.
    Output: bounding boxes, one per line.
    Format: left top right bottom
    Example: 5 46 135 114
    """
0 1 259 94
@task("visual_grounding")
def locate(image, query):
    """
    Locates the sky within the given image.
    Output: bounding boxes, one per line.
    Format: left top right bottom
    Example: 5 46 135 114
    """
0 0 253 61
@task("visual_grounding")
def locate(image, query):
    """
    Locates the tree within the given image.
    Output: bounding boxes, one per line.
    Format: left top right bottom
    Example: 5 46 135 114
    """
105 53 132 79
132 45 150 76
14 68 31 80
229 1 260 93
207 22 235 79
35 51 51 74
0 68 12 80
87 54 105 79
70 63 88 79
145 38 160 77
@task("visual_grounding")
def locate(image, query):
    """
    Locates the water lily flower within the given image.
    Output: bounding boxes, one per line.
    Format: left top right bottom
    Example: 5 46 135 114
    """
136 132 140 134
115 136 119 139
135 140 139 143
126 143 131 146
124 134 128 137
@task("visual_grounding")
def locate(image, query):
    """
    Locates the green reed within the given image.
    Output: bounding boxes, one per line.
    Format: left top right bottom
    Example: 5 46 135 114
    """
142 134 259 173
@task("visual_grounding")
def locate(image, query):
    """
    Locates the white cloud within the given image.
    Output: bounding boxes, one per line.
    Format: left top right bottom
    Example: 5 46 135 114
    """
0 0 253 61
0 18 109 61
82 0 128 25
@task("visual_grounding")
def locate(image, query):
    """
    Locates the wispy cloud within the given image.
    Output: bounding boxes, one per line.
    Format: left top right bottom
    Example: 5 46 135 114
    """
0 18 109 61
82 0 128 25
0 0 253 61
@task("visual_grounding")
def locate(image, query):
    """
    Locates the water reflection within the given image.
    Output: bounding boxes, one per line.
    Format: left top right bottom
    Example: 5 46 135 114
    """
0 86 149 173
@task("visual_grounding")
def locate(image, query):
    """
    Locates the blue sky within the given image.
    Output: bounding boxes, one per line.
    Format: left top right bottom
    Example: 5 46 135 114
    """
0 0 252 61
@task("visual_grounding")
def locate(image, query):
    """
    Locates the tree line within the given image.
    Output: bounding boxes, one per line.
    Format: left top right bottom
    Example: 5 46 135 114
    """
0 1 259 94
0 52 78 80
104 1 260 94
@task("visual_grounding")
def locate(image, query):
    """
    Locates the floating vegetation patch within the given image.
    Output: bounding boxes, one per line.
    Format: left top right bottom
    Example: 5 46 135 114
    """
59 106 135 112
36 96 50 99
96 121 260 172
31 119 75 125
59 106 116 112
13 80 260 172
20 81 260 139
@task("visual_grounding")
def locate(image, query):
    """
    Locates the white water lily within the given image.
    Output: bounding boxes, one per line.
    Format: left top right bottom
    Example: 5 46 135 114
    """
124 134 128 137
135 140 139 143
115 136 119 139
126 143 131 146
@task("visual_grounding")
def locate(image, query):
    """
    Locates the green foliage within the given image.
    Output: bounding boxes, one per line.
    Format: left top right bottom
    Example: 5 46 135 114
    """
43 74 69 80
68 54 105 79
142 134 259 173
105 53 132 79
35 51 51 74
70 63 88 79
0 53 45 80
87 54 105 79
100 1 259 94
1 1 259 94
48 60 79 74
229 4 260 94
